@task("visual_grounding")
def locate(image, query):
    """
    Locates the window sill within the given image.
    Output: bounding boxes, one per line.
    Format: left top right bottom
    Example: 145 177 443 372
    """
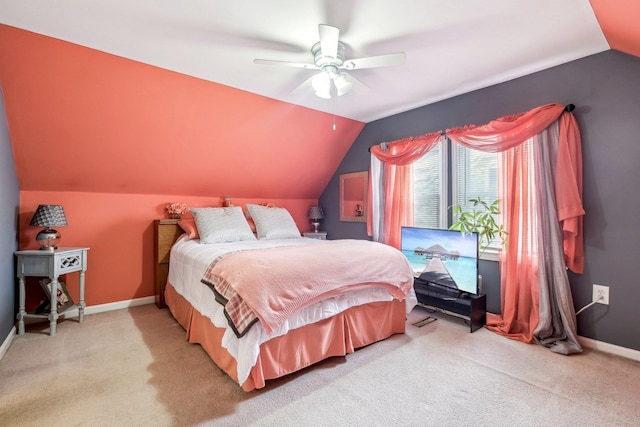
480 248 500 262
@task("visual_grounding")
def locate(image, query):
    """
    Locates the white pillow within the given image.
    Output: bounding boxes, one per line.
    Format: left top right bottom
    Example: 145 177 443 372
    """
190 207 256 243
246 204 301 240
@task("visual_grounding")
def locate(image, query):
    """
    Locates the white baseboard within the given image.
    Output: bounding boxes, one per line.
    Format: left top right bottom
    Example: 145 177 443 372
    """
578 335 640 362
0 325 16 361
0 296 156 361
61 295 156 319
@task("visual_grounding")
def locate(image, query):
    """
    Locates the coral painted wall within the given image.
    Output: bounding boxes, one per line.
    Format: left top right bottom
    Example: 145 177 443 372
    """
0 25 364 198
0 25 364 307
19 192 316 306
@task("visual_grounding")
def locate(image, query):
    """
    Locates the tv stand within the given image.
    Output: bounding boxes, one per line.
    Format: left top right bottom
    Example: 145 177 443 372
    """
413 280 486 332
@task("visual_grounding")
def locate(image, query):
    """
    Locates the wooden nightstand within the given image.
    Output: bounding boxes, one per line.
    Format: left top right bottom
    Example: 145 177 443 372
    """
303 231 327 240
155 219 182 308
15 247 89 336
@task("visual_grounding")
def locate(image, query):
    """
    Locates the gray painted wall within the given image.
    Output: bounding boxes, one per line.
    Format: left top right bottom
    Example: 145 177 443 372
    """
320 50 640 352
0 87 19 343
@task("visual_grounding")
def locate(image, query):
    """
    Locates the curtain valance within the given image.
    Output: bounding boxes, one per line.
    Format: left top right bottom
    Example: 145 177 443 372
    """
370 103 569 157
369 130 442 165
446 103 566 152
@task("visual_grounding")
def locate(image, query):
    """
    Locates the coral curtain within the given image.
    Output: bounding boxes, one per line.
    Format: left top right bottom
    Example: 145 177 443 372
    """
368 132 442 248
447 103 584 353
369 103 584 354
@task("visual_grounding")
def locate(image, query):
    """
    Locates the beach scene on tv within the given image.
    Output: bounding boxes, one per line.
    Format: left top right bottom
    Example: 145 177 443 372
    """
401 227 479 295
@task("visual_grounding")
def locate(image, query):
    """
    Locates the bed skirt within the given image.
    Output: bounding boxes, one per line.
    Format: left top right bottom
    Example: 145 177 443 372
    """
165 282 406 391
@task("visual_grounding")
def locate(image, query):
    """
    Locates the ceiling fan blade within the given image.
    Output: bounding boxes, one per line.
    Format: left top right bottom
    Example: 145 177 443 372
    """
341 52 406 70
253 58 319 70
318 24 339 59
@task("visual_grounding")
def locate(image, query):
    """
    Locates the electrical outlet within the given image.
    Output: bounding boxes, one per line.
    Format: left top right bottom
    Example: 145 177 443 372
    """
592 284 609 305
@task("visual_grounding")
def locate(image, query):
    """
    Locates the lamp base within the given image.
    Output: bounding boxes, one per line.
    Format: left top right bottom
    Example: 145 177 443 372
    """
311 221 320 233
36 228 60 251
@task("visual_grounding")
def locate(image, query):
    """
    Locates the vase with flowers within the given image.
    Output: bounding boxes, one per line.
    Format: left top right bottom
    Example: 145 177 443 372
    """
165 202 187 219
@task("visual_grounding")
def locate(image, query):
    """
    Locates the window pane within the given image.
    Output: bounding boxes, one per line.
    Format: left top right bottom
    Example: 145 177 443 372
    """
412 142 442 228
453 144 500 249
454 144 498 207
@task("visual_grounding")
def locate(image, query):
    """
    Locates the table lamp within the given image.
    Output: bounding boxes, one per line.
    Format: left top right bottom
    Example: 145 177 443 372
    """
308 206 324 233
29 204 68 251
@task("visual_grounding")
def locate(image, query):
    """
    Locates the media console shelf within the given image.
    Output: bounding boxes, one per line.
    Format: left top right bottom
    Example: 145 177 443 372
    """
413 281 486 333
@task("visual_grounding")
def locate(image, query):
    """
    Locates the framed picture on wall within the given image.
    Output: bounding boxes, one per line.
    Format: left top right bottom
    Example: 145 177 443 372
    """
339 171 368 222
39 278 75 313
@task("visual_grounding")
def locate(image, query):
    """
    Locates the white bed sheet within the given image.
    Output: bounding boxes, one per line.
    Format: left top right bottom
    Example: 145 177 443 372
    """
167 235 417 384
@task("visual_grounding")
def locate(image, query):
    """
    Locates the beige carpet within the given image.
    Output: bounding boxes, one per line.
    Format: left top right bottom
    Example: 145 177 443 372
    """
1 304 638 426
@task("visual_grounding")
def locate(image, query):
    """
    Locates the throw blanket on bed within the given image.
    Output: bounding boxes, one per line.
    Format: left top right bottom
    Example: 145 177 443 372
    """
201 239 414 338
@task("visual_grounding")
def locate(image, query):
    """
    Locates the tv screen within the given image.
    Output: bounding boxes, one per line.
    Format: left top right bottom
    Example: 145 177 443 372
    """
401 226 479 295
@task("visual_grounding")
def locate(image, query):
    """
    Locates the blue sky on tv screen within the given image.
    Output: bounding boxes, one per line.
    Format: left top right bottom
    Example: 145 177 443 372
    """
401 227 478 258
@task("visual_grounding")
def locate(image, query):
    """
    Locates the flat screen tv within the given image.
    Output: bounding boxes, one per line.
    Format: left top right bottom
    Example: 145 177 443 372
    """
401 226 479 296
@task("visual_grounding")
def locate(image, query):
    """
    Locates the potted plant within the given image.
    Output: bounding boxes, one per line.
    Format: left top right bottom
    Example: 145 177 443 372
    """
449 197 507 295
449 197 507 294
449 197 507 255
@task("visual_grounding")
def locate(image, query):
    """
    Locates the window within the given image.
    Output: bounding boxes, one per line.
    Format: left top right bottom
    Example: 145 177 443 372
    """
453 143 501 257
412 141 446 229
412 139 501 259
452 144 498 209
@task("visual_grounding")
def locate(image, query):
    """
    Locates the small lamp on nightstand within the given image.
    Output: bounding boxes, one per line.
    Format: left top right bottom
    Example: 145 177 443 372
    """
308 206 324 233
29 204 68 251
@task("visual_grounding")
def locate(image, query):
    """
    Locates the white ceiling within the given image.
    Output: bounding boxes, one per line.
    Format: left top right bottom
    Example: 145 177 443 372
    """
0 0 610 122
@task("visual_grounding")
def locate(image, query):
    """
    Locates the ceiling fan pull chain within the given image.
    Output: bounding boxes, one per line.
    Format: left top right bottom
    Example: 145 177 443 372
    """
332 95 337 131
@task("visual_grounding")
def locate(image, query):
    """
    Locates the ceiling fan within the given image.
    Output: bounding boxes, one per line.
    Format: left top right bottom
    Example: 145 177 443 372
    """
254 24 406 99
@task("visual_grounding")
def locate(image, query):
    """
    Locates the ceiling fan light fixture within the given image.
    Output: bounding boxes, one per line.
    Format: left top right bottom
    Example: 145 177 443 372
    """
254 24 406 100
312 72 332 99
334 73 352 97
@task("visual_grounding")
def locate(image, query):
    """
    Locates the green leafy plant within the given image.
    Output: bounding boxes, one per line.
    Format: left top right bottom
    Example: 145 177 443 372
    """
449 197 507 256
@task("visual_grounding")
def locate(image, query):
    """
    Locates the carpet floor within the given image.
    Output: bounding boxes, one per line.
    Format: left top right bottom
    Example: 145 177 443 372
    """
0 304 638 426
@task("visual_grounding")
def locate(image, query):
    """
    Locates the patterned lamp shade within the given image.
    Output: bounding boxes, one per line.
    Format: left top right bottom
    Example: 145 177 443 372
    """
308 206 324 220
30 205 68 227
30 205 68 251
308 206 324 233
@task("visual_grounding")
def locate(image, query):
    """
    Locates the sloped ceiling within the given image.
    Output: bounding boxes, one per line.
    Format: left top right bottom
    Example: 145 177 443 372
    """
590 0 640 58
0 0 611 122
0 1 639 199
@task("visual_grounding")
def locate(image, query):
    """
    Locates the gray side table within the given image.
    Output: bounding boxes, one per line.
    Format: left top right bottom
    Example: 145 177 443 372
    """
303 231 327 240
15 247 89 336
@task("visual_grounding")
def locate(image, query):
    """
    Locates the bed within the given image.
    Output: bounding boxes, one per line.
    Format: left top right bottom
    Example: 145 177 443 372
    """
154 205 417 391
